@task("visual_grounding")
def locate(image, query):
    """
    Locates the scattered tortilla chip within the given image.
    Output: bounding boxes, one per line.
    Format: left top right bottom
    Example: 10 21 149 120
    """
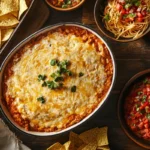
47 127 109 150
77 144 87 150
0 14 19 28
63 141 73 150
18 0 28 19
97 145 110 150
12 11 18 17
1 29 14 42
47 142 65 150
69 132 84 149
97 127 108 147
79 127 99 144
0 0 19 16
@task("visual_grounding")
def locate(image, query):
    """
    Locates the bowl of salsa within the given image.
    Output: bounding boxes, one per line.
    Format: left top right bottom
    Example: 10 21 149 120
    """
118 69 150 149
45 0 85 11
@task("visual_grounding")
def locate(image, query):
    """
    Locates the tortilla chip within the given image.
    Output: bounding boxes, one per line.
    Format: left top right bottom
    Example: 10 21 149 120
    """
77 144 87 150
97 127 108 147
12 11 18 17
97 145 110 150
78 141 97 150
18 0 28 19
1 29 14 42
47 142 65 150
0 0 19 16
79 128 99 144
0 14 19 28
69 132 84 149
63 141 74 150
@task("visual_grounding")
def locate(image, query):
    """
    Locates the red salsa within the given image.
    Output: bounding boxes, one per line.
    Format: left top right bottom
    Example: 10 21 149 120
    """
48 0 82 8
125 77 150 139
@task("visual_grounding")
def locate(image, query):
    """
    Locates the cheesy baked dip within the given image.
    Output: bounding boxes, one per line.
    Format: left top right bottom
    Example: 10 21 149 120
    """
3 26 113 132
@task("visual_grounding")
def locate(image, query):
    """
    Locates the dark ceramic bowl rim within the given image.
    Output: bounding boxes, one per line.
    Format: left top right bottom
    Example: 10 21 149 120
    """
0 22 116 136
94 0 150 43
118 69 150 149
45 0 86 11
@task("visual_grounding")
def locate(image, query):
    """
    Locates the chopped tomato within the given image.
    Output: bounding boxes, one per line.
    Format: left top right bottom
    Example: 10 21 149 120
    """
125 77 150 140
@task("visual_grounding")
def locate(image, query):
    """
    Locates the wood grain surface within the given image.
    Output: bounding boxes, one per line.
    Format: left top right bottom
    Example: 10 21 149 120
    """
0 0 150 150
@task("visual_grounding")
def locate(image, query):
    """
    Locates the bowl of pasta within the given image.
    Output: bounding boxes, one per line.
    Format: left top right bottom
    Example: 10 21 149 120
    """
94 0 150 42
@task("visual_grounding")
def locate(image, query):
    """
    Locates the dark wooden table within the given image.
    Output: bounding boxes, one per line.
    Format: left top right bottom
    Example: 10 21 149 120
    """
0 0 150 150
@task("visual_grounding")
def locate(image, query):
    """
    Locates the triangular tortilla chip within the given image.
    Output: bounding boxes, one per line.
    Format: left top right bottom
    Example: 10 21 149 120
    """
97 127 109 146
1 29 14 42
0 0 19 16
19 0 28 19
63 141 74 150
47 142 65 150
69 132 84 149
79 128 99 144
12 11 18 17
0 14 19 28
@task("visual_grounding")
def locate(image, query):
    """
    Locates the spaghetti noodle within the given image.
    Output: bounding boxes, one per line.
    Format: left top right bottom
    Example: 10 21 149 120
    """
103 0 150 39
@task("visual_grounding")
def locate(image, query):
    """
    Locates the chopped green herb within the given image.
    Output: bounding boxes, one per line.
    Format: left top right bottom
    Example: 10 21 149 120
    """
59 68 67 74
104 14 110 21
66 70 72 76
71 85 76 92
128 13 136 18
51 73 57 78
142 95 147 101
137 91 143 95
125 3 132 9
55 76 64 82
147 114 150 120
59 60 70 69
135 1 141 6
50 59 57 66
37 96 45 103
47 81 57 89
143 78 148 84
38 74 46 81
79 72 84 77
42 81 47 87
67 0 71 5
62 4 68 8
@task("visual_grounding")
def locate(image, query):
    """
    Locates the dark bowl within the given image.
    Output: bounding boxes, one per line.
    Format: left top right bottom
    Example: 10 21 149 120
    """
118 69 150 149
45 0 86 11
94 0 150 42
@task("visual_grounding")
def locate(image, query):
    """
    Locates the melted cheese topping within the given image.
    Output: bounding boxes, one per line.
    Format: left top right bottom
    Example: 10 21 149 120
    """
5 30 109 130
